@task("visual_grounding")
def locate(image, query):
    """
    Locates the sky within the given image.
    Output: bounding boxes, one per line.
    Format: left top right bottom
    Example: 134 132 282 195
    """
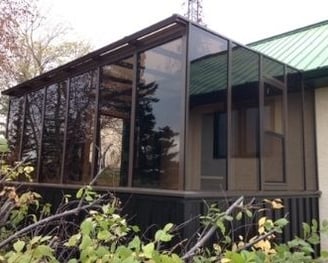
41 0 328 49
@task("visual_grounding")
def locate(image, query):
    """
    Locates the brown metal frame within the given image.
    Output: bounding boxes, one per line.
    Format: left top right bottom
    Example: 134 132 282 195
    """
35 88 47 182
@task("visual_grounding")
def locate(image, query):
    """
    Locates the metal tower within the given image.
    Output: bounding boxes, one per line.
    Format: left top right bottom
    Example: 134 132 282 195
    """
184 0 205 25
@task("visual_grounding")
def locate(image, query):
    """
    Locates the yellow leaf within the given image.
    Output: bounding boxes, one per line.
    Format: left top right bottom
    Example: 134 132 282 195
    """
221 258 231 263
272 200 284 209
258 226 265 234
258 217 266 226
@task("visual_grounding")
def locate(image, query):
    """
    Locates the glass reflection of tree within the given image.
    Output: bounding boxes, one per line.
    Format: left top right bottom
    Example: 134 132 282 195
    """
65 72 95 182
41 83 66 182
98 63 132 186
7 97 24 165
136 80 179 187
21 90 44 179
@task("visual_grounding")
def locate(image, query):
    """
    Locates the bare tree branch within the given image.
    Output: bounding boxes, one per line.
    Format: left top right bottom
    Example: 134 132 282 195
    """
182 196 244 260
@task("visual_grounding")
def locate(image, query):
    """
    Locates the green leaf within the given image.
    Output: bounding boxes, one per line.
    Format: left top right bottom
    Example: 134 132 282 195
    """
81 219 93 235
34 245 53 258
13 240 25 252
163 223 174 232
96 246 109 257
30 235 42 245
97 230 110 240
76 188 84 199
142 242 154 259
245 209 252 218
128 236 141 251
275 218 289 228
236 211 243 221
79 235 92 250
67 259 78 263
302 222 310 236
216 220 226 235
155 230 173 242
66 233 81 247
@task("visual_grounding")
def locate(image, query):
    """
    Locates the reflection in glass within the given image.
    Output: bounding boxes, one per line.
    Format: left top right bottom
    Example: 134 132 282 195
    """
64 72 96 184
264 83 283 134
187 26 228 191
134 38 184 189
7 96 25 165
97 57 133 186
263 56 284 83
231 45 259 191
40 82 67 183
286 68 304 189
263 82 284 183
21 90 44 179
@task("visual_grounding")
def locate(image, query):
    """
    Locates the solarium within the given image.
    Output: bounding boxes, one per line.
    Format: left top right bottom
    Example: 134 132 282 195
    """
4 15 318 238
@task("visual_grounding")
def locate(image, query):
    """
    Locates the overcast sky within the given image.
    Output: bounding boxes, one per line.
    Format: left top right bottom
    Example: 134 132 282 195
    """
41 0 328 49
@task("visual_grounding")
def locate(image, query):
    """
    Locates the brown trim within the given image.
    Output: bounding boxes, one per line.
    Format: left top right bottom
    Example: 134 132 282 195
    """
60 80 70 184
128 53 138 187
226 40 232 191
5 98 11 139
18 95 27 160
91 67 100 179
6 180 321 199
36 88 47 182
259 55 264 191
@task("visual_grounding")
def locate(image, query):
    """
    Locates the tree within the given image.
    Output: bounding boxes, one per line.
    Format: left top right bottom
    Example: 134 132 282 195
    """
0 0 91 114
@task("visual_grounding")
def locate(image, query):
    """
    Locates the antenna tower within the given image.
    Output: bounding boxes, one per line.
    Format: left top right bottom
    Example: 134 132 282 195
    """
184 0 205 25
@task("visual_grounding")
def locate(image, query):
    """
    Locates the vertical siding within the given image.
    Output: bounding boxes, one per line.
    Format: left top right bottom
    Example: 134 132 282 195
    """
315 87 328 250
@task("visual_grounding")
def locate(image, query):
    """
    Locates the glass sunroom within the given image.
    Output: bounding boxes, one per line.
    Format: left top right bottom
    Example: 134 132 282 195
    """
4 15 318 238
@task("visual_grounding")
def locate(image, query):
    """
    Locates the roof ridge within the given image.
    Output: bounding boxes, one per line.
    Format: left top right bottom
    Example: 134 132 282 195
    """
248 19 328 47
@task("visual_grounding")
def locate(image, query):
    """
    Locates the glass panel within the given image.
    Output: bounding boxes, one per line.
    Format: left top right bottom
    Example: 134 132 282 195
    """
263 81 285 184
64 71 96 184
263 133 284 182
21 89 44 179
286 68 304 190
230 44 259 191
96 57 133 186
263 56 284 83
40 82 67 183
264 82 283 134
7 96 24 165
187 26 228 191
304 88 317 190
134 38 184 189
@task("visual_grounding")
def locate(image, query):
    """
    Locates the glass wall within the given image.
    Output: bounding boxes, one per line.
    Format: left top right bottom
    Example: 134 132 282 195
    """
286 68 304 190
63 71 97 184
262 57 285 185
4 22 317 193
230 44 259 191
186 25 228 191
133 38 184 189
7 96 25 165
96 57 133 186
39 82 67 183
21 90 44 179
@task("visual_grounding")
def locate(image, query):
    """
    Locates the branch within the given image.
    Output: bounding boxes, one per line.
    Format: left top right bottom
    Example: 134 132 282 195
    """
0 198 100 249
239 213 289 251
182 196 244 260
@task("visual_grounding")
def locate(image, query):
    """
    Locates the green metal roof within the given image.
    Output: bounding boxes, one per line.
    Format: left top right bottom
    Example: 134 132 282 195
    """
249 20 328 71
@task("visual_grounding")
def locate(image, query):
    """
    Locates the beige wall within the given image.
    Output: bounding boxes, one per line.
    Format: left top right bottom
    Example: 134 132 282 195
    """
315 87 328 250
